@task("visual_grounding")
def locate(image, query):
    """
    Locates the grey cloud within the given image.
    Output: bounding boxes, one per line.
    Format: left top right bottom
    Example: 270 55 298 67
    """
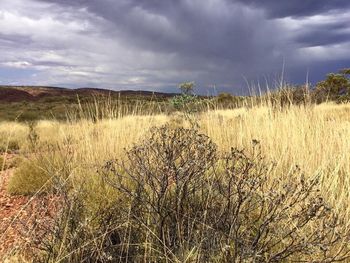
1 0 350 94
234 0 350 18
33 0 285 92
293 19 350 47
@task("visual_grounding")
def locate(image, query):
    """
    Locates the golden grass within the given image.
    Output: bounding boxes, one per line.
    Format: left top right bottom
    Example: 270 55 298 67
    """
201 103 350 217
1 102 350 217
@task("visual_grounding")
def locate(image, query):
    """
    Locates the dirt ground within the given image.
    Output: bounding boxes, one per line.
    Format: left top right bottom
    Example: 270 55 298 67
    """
0 155 59 261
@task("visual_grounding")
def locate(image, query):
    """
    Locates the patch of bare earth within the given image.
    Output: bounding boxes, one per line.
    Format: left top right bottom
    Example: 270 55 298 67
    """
0 158 60 261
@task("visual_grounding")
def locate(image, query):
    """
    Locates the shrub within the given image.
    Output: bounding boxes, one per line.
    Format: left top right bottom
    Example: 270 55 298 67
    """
314 69 350 102
266 85 311 108
170 93 198 110
170 81 198 111
6 146 73 195
169 94 201 128
216 92 244 108
316 73 349 95
217 92 234 103
179 81 195 95
7 159 52 195
38 126 350 262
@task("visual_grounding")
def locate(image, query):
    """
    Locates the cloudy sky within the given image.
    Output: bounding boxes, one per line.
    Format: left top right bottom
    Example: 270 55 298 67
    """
0 0 349 94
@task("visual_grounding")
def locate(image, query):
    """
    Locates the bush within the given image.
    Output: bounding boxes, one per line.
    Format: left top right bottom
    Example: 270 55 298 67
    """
38 126 350 262
7 145 74 196
170 93 198 110
314 69 350 103
7 159 52 195
265 86 311 108
179 81 195 95
216 92 244 108
170 81 202 116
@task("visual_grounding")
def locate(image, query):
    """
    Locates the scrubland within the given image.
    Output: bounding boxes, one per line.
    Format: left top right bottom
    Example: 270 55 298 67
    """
1 99 350 262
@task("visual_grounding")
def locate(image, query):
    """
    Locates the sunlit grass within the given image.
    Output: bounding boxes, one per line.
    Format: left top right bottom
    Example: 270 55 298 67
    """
1 101 350 261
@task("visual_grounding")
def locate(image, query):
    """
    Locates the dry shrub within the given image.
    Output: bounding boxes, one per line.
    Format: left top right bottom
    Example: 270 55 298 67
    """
38 126 350 262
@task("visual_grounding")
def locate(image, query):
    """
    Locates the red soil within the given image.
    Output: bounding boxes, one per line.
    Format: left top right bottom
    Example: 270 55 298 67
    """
0 156 60 260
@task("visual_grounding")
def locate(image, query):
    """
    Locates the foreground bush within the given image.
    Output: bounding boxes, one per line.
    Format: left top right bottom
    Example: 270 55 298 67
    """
38 126 350 262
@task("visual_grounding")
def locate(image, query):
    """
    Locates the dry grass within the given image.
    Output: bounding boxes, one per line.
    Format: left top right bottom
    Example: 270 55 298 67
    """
2 103 350 208
1 102 350 261
201 103 350 217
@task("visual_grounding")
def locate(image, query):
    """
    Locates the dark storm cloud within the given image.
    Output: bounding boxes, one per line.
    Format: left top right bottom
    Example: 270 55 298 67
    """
293 19 350 47
1 0 350 93
296 27 350 47
36 0 284 83
234 0 350 18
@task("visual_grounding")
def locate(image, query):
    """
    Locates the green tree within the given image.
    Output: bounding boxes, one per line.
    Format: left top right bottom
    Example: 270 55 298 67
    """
316 69 350 95
171 82 197 110
179 81 195 95
170 82 199 128
339 68 350 75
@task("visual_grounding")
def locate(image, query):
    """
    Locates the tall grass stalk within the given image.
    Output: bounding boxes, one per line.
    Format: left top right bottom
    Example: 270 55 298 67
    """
1 95 350 261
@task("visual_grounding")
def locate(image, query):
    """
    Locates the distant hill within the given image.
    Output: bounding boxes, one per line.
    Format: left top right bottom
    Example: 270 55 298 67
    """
0 86 177 102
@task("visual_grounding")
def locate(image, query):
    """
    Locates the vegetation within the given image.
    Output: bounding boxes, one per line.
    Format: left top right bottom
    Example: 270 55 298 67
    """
0 140 20 154
0 93 172 122
35 126 350 262
7 158 51 195
178 81 195 95
0 155 21 170
1 71 350 261
315 68 350 102
1 69 350 123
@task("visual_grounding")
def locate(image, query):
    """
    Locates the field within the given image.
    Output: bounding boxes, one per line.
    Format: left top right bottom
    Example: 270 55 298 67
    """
0 86 178 122
1 93 350 261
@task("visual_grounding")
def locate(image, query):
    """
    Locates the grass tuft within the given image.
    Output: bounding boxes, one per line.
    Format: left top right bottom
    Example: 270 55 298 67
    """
7 159 51 195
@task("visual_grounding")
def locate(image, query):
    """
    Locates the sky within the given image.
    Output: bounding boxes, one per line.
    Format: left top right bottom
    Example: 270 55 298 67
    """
0 0 349 94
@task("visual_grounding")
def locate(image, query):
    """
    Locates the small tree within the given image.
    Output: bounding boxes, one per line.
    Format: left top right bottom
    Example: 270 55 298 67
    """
179 81 195 95
170 82 200 128
339 68 350 75
313 69 350 102
316 69 350 95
